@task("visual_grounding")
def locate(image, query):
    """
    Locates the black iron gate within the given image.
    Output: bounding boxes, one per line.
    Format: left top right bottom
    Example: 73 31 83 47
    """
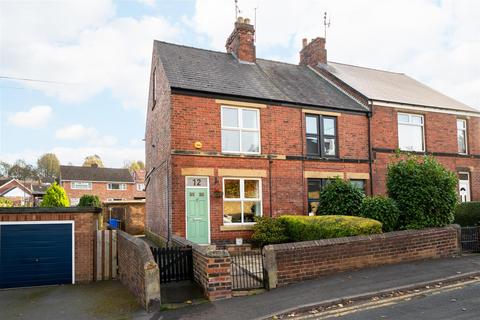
151 246 193 283
230 250 265 290
460 227 480 253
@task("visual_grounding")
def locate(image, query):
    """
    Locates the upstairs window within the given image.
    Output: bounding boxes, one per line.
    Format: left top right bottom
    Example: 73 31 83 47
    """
398 113 424 152
457 119 467 154
221 106 260 154
306 114 337 157
136 183 145 191
71 181 92 190
107 183 127 190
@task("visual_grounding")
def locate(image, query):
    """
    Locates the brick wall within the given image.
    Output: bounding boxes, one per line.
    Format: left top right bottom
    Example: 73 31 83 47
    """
117 230 160 310
264 226 461 288
103 200 145 235
172 236 232 300
61 181 136 203
0 207 100 283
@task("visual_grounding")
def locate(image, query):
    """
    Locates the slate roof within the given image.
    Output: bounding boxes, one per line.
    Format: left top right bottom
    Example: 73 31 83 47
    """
59 166 134 183
155 41 367 113
322 62 479 113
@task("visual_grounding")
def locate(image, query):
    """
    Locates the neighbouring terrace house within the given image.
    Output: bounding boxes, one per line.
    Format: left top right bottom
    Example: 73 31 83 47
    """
145 17 480 245
59 165 136 205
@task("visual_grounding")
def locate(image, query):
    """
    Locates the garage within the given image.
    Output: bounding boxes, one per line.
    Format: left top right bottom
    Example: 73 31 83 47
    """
0 221 74 289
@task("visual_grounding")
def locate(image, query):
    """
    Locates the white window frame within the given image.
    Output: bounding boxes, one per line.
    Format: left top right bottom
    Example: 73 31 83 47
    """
222 177 262 225
397 113 425 152
107 183 127 190
71 181 92 190
221 106 261 154
457 119 468 155
136 183 145 191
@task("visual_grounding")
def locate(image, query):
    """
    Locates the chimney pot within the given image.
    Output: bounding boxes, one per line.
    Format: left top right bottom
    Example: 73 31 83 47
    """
244 18 250 24
237 16 244 23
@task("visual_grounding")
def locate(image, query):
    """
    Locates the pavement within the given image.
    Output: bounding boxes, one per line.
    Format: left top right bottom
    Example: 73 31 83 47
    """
0 280 147 320
156 255 480 320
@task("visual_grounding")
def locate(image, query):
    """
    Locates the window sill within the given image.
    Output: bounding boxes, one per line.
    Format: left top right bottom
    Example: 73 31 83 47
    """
220 224 255 231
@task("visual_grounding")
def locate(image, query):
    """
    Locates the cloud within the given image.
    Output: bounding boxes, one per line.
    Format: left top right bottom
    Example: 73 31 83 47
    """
1 0 179 110
55 124 118 147
190 0 480 109
8 105 53 128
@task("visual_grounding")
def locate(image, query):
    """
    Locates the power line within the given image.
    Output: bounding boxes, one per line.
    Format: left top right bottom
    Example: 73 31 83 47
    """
0 75 76 85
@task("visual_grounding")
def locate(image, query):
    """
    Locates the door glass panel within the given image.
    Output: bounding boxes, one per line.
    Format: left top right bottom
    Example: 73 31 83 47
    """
411 115 423 124
244 180 259 198
223 201 242 223
243 201 261 222
224 179 240 198
186 177 208 187
398 114 409 122
459 173 469 181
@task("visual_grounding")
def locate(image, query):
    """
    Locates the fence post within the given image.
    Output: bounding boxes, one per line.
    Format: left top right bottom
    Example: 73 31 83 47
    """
262 246 277 290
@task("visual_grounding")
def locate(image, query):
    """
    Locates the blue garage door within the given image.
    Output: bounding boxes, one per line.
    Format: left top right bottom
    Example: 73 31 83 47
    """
0 223 73 289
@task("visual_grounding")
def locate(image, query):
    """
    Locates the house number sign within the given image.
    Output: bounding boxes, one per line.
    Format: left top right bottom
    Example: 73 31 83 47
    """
186 177 208 187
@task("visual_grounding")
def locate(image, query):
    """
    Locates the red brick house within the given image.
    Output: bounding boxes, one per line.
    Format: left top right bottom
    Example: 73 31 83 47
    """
59 165 135 205
0 178 33 206
132 169 146 200
145 17 480 245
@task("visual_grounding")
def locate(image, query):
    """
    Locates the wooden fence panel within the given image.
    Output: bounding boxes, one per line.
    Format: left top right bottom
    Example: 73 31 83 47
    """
95 229 118 281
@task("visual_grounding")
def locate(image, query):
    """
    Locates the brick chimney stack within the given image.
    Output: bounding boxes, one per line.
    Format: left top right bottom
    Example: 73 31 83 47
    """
300 37 327 66
226 17 256 63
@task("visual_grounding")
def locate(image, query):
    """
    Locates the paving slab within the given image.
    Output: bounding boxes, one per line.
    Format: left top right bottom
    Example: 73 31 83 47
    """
155 255 480 320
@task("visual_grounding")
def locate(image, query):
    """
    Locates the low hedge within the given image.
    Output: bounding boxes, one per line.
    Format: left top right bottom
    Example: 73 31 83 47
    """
278 215 382 242
360 196 400 232
251 216 289 247
454 202 480 226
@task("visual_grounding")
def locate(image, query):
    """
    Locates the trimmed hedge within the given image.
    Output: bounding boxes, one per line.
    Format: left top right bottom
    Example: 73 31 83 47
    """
318 178 364 216
454 202 480 226
360 196 400 232
251 216 289 247
278 215 382 242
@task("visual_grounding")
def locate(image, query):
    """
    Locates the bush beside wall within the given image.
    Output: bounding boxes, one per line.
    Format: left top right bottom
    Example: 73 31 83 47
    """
454 202 480 226
360 196 400 232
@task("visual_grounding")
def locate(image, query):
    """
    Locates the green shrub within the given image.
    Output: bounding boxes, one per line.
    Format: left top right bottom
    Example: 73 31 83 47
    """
251 216 289 247
0 197 13 207
278 215 382 242
78 194 101 207
386 155 458 229
360 196 400 232
317 178 364 216
454 202 480 226
40 182 70 207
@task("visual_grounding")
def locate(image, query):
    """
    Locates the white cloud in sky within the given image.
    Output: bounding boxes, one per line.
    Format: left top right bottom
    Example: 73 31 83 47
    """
55 124 118 147
190 0 480 109
8 105 53 128
1 0 179 110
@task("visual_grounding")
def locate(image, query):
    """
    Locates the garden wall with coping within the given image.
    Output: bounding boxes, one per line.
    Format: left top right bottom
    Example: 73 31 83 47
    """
263 225 461 288
172 235 232 300
117 230 160 310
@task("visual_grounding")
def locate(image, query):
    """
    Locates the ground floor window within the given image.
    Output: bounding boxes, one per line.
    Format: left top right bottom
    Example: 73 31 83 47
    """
223 178 262 224
307 178 333 215
350 179 366 193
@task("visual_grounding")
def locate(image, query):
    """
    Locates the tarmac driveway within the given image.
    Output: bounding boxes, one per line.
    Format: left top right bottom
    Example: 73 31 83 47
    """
0 280 148 320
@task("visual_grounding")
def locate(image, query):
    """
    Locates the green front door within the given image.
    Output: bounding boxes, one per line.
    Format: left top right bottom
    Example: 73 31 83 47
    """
186 187 209 244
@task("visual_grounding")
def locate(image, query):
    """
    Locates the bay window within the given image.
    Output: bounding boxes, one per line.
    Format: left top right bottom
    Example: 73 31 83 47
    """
223 178 262 224
221 106 260 154
398 113 424 152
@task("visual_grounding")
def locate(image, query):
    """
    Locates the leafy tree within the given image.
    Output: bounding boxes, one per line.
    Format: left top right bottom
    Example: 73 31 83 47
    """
40 182 70 207
0 197 13 207
386 155 458 229
0 161 11 177
83 155 104 168
8 159 38 181
78 194 101 207
37 153 60 180
317 178 364 216
124 160 145 172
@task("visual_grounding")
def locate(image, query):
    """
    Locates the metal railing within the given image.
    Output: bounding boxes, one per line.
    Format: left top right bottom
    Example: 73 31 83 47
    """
460 227 480 253
151 246 193 283
231 250 265 290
